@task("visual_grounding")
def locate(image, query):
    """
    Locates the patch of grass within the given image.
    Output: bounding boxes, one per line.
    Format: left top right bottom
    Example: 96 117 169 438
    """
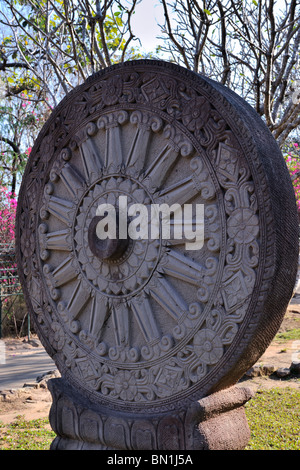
245 388 300 450
274 328 300 343
0 415 55 450
1 389 299 450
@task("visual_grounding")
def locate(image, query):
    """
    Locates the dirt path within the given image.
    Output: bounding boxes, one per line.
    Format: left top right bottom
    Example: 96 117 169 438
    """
0 336 58 424
0 387 53 424
0 303 299 425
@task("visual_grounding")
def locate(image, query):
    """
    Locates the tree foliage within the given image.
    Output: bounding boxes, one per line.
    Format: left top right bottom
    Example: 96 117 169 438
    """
0 0 142 104
0 185 17 245
0 0 141 191
283 140 300 212
159 0 300 146
0 91 48 193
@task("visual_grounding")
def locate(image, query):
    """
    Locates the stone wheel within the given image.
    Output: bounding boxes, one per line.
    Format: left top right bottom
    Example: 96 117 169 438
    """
16 60 298 418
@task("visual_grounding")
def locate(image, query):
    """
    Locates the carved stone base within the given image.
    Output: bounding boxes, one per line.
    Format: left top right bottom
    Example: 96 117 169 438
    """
48 377 254 450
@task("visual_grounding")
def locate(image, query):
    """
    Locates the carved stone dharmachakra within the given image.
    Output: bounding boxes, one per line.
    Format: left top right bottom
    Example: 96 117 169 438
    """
16 60 299 450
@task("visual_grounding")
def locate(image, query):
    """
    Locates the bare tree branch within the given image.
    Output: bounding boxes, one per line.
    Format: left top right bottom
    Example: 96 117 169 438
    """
160 0 191 70
158 0 300 145
0 136 20 155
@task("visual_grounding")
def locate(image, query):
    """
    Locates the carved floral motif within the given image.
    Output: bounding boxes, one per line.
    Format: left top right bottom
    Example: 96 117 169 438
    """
227 208 259 244
182 95 211 135
101 75 123 106
114 370 138 401
20 230 35 258
193 329 223 365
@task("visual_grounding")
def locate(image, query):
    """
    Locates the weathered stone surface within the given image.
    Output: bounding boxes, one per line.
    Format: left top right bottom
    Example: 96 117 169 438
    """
196 386 254 450
16 60 298 450
48 377 253 450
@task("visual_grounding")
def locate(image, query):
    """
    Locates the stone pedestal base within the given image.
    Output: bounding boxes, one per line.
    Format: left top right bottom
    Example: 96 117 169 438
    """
48 378 254 450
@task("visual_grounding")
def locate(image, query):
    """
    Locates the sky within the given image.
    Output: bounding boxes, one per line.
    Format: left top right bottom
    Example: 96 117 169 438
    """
130 0 165 54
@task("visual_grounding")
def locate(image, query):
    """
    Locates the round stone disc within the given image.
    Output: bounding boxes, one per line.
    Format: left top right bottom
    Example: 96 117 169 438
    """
16 60 298 416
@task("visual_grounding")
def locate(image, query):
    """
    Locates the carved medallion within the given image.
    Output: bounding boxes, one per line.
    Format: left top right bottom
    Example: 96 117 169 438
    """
16 61 298 419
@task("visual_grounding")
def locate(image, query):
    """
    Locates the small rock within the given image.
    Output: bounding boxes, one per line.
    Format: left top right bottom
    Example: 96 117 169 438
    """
260 364 276 376
245 365 261 377
290 361 300 375
23 382 39 389
276 367 290 378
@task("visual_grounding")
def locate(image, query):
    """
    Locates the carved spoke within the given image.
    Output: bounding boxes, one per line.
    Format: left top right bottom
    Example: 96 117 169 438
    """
126 111 162 170
112 303 130 347
159 249 204 286
148 276 187 322
129 296 161 343
79 138 103 180
157 176 198 206
126 126 151 170
57 163 85 197
144 144 180 189
46 195 74 225
105 125 123 168
89 294 110 339
45 255 77 288
66 280 90 321
40 228 72 252
98 112 128 168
